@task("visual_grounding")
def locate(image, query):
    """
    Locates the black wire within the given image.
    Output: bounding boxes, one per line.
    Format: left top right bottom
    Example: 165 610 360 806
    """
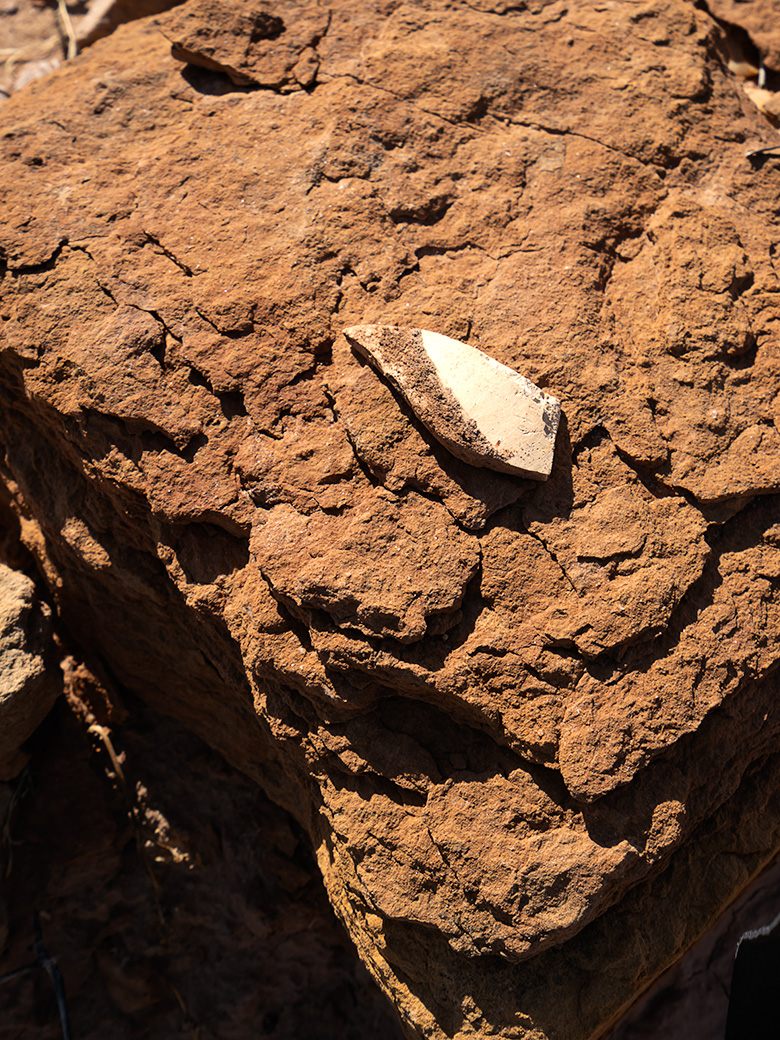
32 913 73 1040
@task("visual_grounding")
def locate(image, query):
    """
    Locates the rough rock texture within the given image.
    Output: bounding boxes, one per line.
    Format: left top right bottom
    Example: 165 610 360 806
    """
165 0 330 89
0 560 61 779
1 0 780 1038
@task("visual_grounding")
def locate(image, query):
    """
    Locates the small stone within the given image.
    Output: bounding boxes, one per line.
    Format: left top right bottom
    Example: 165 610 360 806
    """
166 0 330 91
343 325 561 480
0 562 61 780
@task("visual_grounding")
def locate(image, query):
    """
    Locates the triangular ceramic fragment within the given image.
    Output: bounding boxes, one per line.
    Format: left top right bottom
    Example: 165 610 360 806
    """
343 325 561 480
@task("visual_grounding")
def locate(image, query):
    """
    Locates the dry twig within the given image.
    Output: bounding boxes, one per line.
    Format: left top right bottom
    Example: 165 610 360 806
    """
57 0 78 61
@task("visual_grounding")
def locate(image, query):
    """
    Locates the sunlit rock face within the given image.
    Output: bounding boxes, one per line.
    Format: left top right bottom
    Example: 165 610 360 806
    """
1 1 780 1038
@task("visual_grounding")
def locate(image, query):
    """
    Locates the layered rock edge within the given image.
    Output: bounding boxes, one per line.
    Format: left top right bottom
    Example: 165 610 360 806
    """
1 0 779 1038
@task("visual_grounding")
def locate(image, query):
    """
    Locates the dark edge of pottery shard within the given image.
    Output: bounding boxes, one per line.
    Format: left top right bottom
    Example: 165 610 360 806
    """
343 325 561 480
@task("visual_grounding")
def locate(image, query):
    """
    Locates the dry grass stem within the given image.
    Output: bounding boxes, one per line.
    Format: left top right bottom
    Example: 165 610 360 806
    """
57 0 78 61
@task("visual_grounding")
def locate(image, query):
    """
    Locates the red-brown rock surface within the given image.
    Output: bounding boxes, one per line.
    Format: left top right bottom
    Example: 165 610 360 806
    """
1 0 779 1037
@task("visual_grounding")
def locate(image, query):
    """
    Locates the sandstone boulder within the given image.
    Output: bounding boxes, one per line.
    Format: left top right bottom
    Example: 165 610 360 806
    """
0 562 61 778
1 0 779 1037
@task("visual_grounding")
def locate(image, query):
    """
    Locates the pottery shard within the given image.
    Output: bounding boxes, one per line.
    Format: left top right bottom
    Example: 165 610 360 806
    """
343 326 561 481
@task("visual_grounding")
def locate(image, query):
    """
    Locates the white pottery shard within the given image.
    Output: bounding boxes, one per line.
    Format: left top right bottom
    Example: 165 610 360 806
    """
343 325 561 480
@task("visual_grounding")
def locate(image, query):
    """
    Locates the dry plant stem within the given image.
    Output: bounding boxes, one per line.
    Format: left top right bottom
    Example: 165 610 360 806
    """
57 0 78 61
88 723 165 922
168 981 196 1030
0 39 58 67
33 912 73 1040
